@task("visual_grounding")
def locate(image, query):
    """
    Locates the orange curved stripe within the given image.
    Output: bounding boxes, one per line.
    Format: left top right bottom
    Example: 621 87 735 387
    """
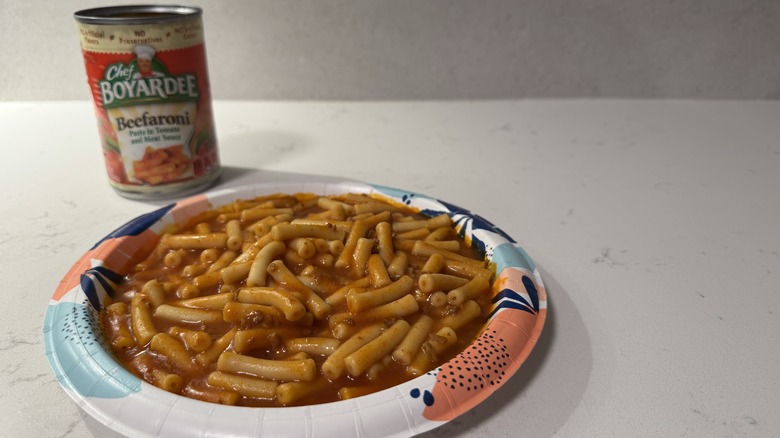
423 265 548 422
423 308 544 421
51 229 160 302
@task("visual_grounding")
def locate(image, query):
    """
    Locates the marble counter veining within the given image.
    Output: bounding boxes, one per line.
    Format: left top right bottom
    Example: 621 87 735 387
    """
1 100 778 437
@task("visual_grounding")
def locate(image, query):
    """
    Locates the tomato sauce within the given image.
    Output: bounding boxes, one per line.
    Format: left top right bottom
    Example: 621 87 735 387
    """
103 194 493 407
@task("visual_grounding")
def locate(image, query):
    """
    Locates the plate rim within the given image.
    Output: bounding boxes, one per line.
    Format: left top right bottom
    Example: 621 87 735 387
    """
43 179 547 438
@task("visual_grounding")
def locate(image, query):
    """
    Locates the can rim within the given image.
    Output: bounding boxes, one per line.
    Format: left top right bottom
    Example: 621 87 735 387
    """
74 5 202 24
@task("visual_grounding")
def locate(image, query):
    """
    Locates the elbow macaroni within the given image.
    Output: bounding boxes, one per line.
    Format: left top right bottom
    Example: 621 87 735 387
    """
101 192 493 407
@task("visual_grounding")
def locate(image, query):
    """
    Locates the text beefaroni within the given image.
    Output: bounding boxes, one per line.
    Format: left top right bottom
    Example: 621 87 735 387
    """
116 112 191 132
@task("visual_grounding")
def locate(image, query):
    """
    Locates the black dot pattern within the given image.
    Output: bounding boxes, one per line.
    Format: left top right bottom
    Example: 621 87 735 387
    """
59 299 110 351
436 329 512 392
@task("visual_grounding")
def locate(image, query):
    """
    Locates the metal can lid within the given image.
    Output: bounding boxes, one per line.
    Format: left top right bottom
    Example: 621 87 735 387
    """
74 5 202 24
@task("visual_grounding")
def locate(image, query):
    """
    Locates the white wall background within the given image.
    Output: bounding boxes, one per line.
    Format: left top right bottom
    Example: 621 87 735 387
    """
1 0 779 100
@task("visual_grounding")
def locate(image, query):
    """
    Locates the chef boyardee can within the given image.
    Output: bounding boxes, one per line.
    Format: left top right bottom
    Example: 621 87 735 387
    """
75 5 220 199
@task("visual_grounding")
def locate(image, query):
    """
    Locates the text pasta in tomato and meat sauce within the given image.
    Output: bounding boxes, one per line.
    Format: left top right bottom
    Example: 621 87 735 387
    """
102 192 494 407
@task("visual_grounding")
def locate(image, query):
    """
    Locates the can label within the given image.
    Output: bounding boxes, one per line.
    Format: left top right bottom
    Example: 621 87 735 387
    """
77 17 219 193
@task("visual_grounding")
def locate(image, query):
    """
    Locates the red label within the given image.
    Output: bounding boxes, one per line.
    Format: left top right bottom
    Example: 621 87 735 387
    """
77 19 219 193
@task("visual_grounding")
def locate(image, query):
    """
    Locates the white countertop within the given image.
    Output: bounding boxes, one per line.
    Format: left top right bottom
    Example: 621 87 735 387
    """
1 100 778 437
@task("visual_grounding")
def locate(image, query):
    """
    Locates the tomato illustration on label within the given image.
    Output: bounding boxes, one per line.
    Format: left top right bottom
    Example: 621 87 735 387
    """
104 145 127 184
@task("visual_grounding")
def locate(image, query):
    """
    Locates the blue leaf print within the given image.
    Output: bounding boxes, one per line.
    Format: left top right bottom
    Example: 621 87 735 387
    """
89 266 124 284
489 276 540 318
492 288 535 311
91 203 175 250
79 267 122 311
428 199 515 243
522 275 540 314
489 300 536 318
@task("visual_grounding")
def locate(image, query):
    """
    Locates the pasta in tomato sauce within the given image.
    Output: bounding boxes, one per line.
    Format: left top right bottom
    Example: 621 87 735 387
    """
102 192 494 407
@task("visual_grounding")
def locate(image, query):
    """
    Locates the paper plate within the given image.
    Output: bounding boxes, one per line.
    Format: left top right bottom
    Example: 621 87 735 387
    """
43 180 547 437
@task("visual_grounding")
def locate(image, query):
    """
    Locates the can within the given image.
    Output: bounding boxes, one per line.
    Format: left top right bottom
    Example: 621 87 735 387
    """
74 5 221 199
